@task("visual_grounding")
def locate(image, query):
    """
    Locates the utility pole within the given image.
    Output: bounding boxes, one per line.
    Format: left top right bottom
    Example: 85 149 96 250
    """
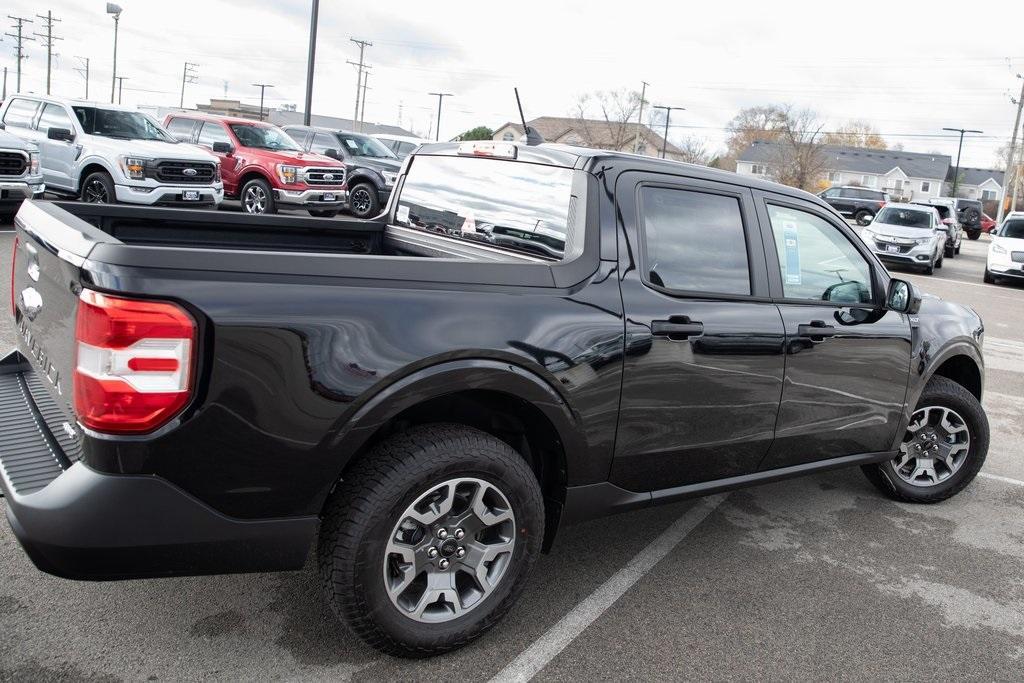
2 67 7 100
180 61 199 108
33 11 62 95
5 15 35 92
359 70 371 131
252 83 274 121
74 56 90 99
634 80 649 154
997 74 1024 224
107 4 122 104
942 127 984 197
302 0 320 125
429 92 452 141
652 105 685 158
115 76 128 104
348 38 372 128
1012 123 1024 216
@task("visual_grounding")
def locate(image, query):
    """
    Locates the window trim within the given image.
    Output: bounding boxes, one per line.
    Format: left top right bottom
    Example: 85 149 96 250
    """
755 192 886 309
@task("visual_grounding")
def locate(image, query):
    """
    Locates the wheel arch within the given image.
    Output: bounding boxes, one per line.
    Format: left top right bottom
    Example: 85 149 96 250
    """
236 167 273 190
75 160 115 192
929 352 982 401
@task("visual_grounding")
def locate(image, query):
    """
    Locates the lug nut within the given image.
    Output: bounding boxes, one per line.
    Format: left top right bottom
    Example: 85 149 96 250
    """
438 558 450 570
454 528 465 540
436 528 448 540
455 547 466 558
427 547 438 558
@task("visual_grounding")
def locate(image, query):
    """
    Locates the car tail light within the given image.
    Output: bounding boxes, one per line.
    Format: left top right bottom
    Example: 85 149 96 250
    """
878 201 886 208
74 289 196 434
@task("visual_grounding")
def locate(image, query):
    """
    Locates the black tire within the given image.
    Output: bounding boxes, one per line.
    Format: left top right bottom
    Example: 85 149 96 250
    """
935 253 943 269
983 268 996 284
861 376 988 503
923 257 935 275
348 182 380 219
967 229 981 240
955 239 961 254
81 170 115 204
241 177 276 215
944 241 954 258
318 423 544 657
308 209 339 218
854 209 873 226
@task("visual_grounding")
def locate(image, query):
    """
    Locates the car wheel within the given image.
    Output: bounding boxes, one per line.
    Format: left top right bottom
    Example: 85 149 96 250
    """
854 210 873 226
318 423 544 657
967 230 981 240
935 253 943 269
81 171 115 204
861 377 988 503
348 182 380 219
983 268 996 284
308 209 339 218
923 256 935 275
241 178 276 215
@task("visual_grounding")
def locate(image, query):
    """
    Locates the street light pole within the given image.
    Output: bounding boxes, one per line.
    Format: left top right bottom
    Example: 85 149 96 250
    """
302 0 319 125
652 105 684 159
252 83 274 121
106 4 122 104
116 76 128 104
429 92 452 141
942 127 983 198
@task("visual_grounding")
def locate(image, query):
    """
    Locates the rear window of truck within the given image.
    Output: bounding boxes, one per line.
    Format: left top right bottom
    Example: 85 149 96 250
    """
394 155 574 260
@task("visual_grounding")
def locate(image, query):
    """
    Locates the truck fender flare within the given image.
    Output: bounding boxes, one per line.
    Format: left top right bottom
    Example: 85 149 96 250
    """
74 156 117 188
325 358 585 478
346 169 380 189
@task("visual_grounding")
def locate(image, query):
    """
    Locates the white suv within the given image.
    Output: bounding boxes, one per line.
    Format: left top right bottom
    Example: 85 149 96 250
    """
985 212 1024 284
0 95 223 207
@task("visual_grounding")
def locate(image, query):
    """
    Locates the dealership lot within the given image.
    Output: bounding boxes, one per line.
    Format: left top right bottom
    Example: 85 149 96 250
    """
0 224 1021 680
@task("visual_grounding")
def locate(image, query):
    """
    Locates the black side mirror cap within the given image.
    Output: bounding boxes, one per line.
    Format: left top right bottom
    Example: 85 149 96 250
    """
886 278 921 314
212 141 233 154
324 148 340 159
48 127 74 141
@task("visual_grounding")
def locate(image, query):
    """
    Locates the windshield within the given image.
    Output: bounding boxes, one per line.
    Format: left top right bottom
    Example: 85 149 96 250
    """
229 124 301 151
395 155 575 260
338 133 396 159
875 207 932 229
73 107 175 142
1001 219 1024 239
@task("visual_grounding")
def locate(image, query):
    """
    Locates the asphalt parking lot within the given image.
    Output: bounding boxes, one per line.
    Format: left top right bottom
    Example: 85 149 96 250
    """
1 217 1022 681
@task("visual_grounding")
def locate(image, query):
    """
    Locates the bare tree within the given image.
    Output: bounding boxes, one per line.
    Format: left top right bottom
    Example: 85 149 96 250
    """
674 136 712 166
572 89 641 151
822 120 887 149
720 104 789 169
767 107 827 192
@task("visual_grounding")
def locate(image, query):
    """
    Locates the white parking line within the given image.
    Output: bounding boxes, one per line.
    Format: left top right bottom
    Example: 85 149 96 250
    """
491 495 727 683
979 472 1024 487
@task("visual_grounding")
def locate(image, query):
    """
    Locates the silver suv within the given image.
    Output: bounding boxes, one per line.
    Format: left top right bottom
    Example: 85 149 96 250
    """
0 95 223 207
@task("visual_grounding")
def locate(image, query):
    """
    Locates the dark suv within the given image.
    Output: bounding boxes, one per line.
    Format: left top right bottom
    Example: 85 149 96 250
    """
953 198 984 240
283 125 402 219
818 186 890 225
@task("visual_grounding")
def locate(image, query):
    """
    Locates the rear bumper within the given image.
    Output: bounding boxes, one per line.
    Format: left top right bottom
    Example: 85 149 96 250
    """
0 351 316 581
273 187 347 209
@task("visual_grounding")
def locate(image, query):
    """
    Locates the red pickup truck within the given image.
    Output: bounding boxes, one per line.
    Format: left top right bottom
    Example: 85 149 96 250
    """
164 113 347 217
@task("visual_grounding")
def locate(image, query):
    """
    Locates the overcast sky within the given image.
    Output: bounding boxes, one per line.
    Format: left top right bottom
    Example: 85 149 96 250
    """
3 0 1021 167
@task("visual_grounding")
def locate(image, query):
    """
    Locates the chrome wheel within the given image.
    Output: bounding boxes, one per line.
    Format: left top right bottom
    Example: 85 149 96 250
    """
84 178 110 203
893 406 971 487
351 187 373 215
243 185 267 213
383 477 516 623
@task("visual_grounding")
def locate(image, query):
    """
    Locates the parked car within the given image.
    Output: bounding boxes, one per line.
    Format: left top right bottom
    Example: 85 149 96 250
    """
282 125 401 219
0 95 223 207
165 113 346 217
3 141 988 658
980 212 997 233
984 212 1024 284
930 196 984 240
373 133 429 161
818 185 890 225
0 128 45 219
861 203 947 274
911 199 963 256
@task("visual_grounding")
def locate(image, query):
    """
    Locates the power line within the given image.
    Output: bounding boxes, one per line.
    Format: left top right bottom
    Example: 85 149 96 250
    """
348 38 372 131
5 15 35 92
180 61 199 108
33 11 62 95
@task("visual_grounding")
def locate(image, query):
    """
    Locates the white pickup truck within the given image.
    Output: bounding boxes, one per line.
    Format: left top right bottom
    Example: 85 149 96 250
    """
0 95 223 207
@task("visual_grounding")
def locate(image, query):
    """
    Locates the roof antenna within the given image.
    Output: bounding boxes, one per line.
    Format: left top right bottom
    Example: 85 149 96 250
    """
515 87 544 146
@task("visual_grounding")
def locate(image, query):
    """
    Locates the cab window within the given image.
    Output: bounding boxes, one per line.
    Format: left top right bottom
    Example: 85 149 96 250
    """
310 133 338 155
37 103 74 134
166 117 197 140
197 121 231 148
2 98 40 129
767 204 873 304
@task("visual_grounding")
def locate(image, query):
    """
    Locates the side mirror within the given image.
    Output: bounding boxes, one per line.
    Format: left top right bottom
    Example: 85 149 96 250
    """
941 217 954 225
886 279 921 314
172 133 191 143
212 141 233 155
323 148 341 160
48 127 74 141
823 280 864 304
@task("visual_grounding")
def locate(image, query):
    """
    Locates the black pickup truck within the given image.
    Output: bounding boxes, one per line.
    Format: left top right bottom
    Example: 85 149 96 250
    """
2 141 988 657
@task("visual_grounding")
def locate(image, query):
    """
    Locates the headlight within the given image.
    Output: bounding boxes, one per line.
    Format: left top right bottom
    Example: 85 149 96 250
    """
119 156 149 180
992 242 1007 255
277 164 301 184
382 171 398 187
214 162 222 183
28 151 40 175
915 236 933 245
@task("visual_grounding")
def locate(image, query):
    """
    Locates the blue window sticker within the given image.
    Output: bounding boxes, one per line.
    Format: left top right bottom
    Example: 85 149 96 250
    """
782 221 801 285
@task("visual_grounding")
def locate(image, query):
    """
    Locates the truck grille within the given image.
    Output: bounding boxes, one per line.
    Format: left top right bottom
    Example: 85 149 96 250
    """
875 240 912 254
153 160 216 184
0 150 28 177
304 167 345 186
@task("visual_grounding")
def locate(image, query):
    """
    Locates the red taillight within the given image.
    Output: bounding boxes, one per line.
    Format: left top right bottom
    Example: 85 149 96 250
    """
10 236 19 317
878 201 886 208
74 290 196 434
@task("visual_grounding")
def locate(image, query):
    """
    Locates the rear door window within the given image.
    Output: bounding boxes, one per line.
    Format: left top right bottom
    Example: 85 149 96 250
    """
197 121 231 147
166 117 197 140
310 133 338 155
2 98 40 129
37 103 74 134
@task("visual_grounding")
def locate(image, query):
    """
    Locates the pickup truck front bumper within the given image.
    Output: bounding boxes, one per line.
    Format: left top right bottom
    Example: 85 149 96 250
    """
274 187 347 210
0 351 316 580
0 179 46 207
115 183 224 207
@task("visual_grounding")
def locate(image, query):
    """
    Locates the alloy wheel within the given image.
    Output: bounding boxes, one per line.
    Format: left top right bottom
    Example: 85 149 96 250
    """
383 477 516 623
244 185 267 213
84 179 109 203
351 188 373 215
892 405 971 487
